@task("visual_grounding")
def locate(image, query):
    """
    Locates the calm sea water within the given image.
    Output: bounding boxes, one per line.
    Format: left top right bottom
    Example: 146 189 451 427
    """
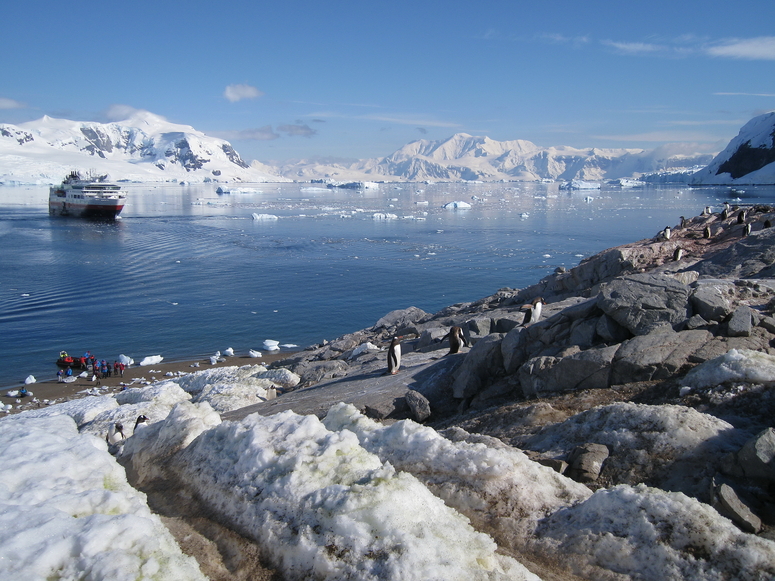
2 181 774 388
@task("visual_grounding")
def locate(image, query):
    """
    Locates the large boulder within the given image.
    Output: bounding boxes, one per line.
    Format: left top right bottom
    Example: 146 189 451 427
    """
737 427 775 481
372 306 429 332
611 328 712 384
598 273 691 335
690 282 735 322
518 345 618 398
451 333 505 399
692 227 775 278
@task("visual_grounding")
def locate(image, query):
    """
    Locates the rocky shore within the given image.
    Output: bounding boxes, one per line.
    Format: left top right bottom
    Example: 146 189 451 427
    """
4 203 775 581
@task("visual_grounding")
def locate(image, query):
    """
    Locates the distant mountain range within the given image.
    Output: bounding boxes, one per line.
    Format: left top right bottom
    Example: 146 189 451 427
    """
0 111 285 184
277 134 718 183
2 110 774 185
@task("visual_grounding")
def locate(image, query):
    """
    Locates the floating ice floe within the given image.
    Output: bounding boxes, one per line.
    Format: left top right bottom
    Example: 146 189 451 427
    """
372 212 398 220
251 213 279 221
262 339 280 351
560 180 601 190
139 355 164 366
443 201 472 210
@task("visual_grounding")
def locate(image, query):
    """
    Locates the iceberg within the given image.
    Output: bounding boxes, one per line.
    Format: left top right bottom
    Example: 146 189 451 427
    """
443 201 472 210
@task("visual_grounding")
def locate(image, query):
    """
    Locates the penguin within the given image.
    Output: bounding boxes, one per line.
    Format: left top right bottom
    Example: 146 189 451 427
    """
679 216 687 228
673 247 683 261
738 209 747 224
764 219 772 229
438 326 468 354
663 226 671 240
134 415 149 431
385 336 401 375
703 225 712 239
521 297 545 325
743 223 752 237
106 422 125 445
721 207 730 220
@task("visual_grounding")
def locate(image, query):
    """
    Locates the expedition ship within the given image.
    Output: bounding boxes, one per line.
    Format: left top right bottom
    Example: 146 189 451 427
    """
49 171 127 219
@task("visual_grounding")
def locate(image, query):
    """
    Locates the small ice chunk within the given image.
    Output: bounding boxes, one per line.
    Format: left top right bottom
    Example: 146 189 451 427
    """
24 375 36 384
139 355 164 366
263 339 280 351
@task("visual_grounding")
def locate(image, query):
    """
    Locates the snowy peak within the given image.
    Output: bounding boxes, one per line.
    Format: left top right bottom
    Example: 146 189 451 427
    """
280 132 713 183
691 111 775 185
1 112 285 184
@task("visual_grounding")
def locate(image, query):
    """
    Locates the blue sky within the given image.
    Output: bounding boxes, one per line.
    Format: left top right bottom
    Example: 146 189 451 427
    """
1 0 774 164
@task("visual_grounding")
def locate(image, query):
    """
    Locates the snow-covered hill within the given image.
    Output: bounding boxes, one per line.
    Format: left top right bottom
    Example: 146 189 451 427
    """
691 112 775 185
0 111 287 184
278 133 715 183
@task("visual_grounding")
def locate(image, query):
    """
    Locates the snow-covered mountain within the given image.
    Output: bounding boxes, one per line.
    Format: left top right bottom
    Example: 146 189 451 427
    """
277 134 715 182
0 111 286 184
690 111 775 185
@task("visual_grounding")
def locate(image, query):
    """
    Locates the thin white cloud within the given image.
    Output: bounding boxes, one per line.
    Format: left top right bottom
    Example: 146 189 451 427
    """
0 97 25 109
362 114 460 128
224 84 264 103
601 40 667 55
594 130 725 142
714 92 775 97
536 33 590 46
277 124 316 138
599 35 775 61
664 119 746 126
215 126 279 141
104 104 144 121
706 36 775 60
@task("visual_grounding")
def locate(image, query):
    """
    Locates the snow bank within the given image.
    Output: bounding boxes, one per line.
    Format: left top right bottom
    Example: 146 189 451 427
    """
524 402 743 496
0 415 206 581
532 483 775 581
683 348 775 389
126 405 536 581
170 364 298 412
323 403 591 540
7 394 118 426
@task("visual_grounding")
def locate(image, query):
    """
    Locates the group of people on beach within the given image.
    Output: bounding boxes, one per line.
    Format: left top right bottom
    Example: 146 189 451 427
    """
56 351 125 384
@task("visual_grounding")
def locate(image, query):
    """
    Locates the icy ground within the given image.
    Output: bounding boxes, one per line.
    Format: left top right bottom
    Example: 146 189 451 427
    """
1 354 775 580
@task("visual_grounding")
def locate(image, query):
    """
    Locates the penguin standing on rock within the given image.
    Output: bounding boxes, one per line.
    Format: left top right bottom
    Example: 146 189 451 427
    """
738 209 748 224
663 226 671 240
673 247 683 261
438 326 468 354
521 297 545 325
703 225 712 239
743 223 752 237
385 336 401 375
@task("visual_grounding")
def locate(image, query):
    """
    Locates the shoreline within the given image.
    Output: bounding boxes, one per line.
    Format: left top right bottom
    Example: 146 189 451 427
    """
1 351 295 416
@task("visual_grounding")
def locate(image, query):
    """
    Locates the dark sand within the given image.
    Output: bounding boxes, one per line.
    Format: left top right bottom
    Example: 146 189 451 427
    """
2 352 295 416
